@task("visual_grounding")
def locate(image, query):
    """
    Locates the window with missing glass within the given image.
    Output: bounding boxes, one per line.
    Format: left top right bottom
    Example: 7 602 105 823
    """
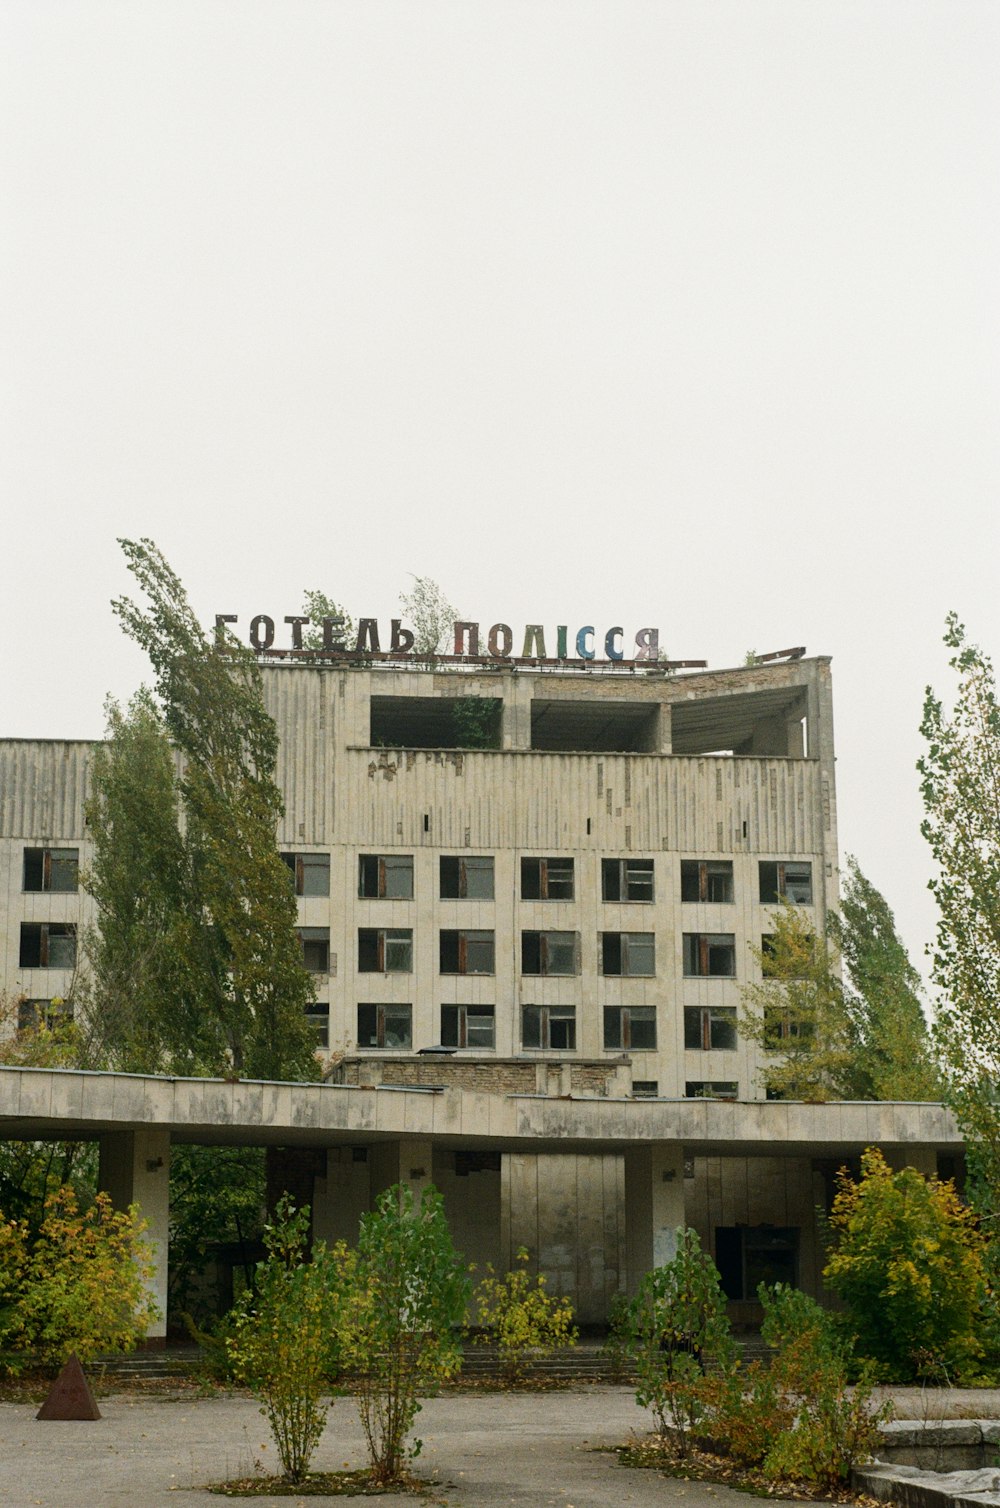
439 856 495 899
306 1002 330 1048
600 932 655 976
23 848 79 893
684 1006 738 1051
441 1005 495 1049
439 930 495 975
358 928 413 972
680 860 734 903
685 1080 738 1099
18 923 77 969
603 1005 657 1051
357 1003 412 1050
521 931 578 975
522 1004 576 1050
759 861 812 905
682 933 736 977
520 857 574 901
358 854 414 899
281 852 330 897
298 928 330 972
601 858 654 902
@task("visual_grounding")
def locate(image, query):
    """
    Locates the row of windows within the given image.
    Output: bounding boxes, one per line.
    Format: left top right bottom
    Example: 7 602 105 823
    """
350 1002 715 1053
285 852 815 906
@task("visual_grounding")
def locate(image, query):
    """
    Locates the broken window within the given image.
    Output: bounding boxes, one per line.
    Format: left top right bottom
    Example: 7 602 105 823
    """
715 1226 798 1301
439 929 495 975
281 852 331 897
357 1003 412 1050
601 858 654 902
600 932 655 977
305 1001 330 1048
23 847 79 893
632 1080 659 1097
298 927 330 973
603 1005 657 1051
18 997 74 1032
370 696 502 750
680 860 734 903
441 1004 496 1049
358 928 413 972
521 931 578 976
19 923 77 969
522 1004 576 1050
684 1006 738 1051
759 861 812 905
682 933 736 978
439 856 495 899
685 1080 738 1099
520 857 574 901
358 854 414 899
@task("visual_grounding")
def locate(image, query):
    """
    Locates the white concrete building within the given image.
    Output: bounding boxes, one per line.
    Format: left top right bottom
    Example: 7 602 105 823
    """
0 647 956 1325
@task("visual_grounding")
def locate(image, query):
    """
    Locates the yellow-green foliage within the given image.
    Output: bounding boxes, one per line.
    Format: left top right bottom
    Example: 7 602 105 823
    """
474 1248 578 1383
228 1200 352 1485
0 1186 157 1369
824 1147 984 1380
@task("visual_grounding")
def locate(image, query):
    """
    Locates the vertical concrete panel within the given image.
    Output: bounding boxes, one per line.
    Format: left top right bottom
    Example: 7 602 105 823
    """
313 1148 370 1247
98 1129 170 1340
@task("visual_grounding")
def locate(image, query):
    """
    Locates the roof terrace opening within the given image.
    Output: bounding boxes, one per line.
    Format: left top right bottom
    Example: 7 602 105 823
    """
530 699 660 753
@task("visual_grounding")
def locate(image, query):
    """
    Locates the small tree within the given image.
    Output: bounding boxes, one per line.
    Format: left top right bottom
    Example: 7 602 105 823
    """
300 591 355 652
473 1247 577 1383
228 1200 350 1485
823 1146 984 1380
399 576 460 656
0 1186 157 1370
626 1228 735 1450
340 1184 470 1484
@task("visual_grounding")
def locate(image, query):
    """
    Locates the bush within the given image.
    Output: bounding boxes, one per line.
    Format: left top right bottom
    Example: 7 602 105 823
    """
473 1247 577 1383
823 1146 984 1380
0 1186 157 1371
625 1228 736 1450
228 1199 350 1485
339 1184 470 1485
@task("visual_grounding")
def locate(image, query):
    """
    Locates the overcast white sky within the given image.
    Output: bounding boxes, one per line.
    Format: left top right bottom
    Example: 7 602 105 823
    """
2 3 998 989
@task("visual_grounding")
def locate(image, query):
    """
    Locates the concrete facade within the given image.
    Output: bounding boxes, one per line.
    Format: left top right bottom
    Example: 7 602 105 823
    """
0 652 953 1324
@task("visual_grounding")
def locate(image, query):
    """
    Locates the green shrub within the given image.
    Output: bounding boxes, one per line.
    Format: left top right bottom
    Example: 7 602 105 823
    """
473 1247 577 1383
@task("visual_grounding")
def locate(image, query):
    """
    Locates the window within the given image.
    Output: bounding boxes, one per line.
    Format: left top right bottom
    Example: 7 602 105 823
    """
759 861 812 905
441 1005 496 1049
440 855 495 899
306 1002 330 1048
19 923 77 969
281 852 330 897
632 1080 659 1097
521 931 578 975
298 927 330 972
682 933 736 977
357 1003 412 1049
715 1226 798 1301
601 858 654 902
681 860 734 903
439 930 495 975
522 1004 576 1050
358 854 414 899
685 1080 738 1099
520 857 574 900
684 1006 738 1051
23 847 79 893
603 1005 657 1050
18 998 73 1032
601 932 655 976
358 928 413 972
763 1007 813 1047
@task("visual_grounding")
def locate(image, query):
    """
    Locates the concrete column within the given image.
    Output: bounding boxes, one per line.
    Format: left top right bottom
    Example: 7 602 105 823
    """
624 1143 685 1295
658 703 673 754
369 1138 435 1208
98 1129 170 1341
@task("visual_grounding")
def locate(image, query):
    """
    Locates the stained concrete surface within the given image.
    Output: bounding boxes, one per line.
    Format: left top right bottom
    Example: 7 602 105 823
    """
0 1386 797 1508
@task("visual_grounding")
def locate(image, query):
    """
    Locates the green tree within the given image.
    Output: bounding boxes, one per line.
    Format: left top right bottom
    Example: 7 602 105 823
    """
831 857 940 1101
473 1247 577 1384
228 1199 350 1485
0 1186 157 1370
399 575 460 656
739 904 859 1102
169 1146 267 1325
299 590 355 652
919 615 1000 1176
823 1146 984 1380
93 539 318 1080
339 1184 470 1484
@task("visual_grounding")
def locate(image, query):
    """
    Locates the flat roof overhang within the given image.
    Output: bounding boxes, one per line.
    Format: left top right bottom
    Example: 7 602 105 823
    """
0 1067 961 1160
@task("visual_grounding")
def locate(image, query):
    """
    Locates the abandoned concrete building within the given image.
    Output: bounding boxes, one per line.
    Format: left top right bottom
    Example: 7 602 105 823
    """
0 645 959 1329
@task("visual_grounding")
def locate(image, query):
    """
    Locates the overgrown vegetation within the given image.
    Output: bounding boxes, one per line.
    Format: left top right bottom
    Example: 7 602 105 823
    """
473 1247 577 1383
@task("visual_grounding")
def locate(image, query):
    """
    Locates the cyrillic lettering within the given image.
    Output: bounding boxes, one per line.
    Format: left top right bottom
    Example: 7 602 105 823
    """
214 614 237 648
604 626 624 662
322 616 347 651
634 628 660 660
522 624 547 658
284 615 310 650
250 615 275 651
576 625 595 661
453 621 480 656
355 618 381 654
390 619 415 653
556 625 568 659
488 623 513 658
